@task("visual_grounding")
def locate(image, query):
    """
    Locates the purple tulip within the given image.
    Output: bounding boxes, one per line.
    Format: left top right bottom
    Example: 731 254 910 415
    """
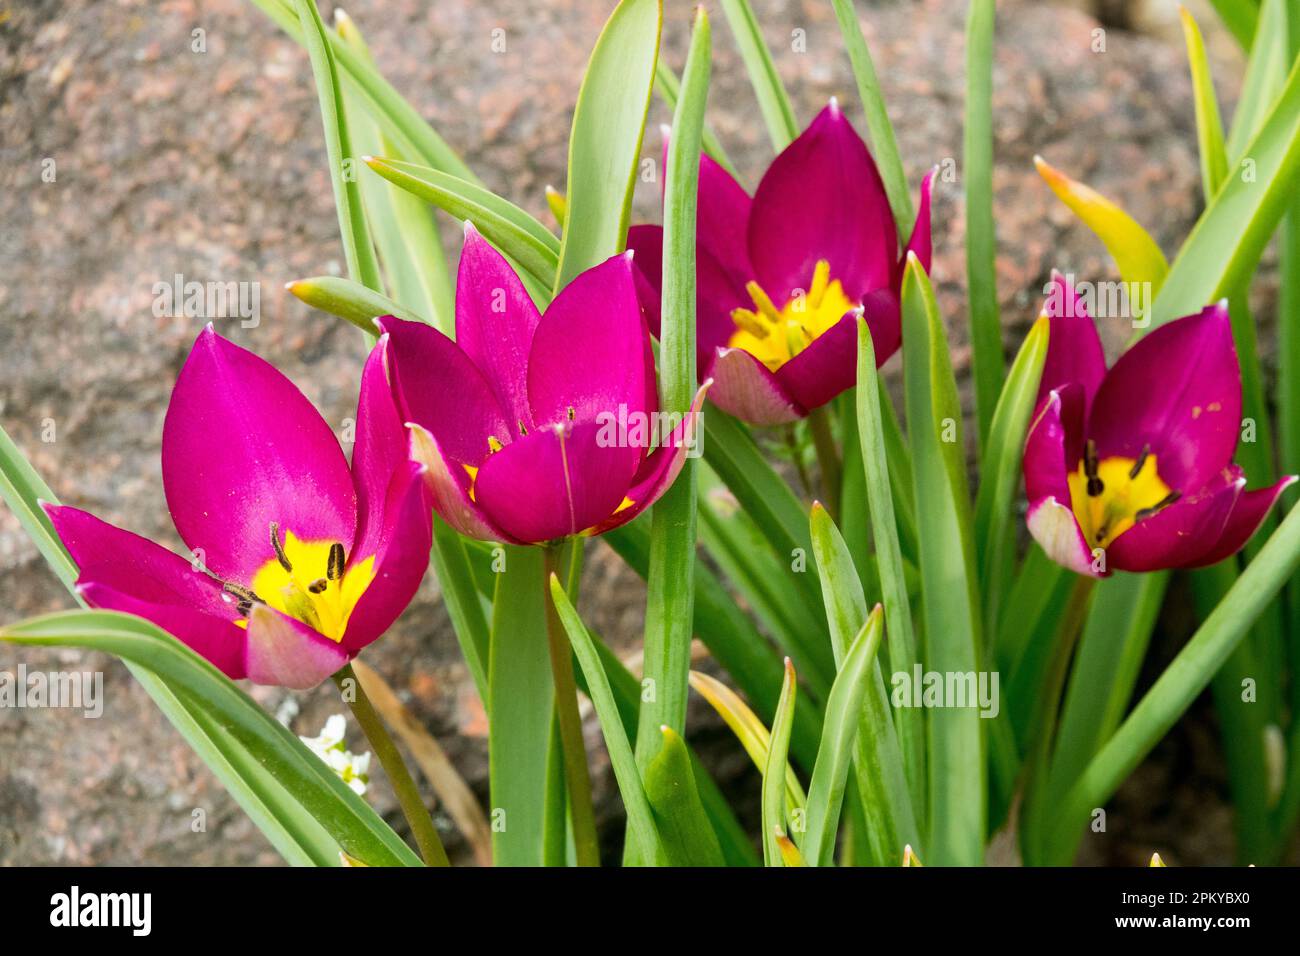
627 100 933 425
46 327 432 689
379 224 705 545
1024 274 1293 577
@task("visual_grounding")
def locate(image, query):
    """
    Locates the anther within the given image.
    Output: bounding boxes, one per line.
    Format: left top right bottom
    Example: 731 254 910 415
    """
269 522 293 572
518 420 528 436
308 578 328 594
1084 440 1104 497
488 435 504 453
327 542 346 581
1129 444 1151 480
1135 491 1181 522
222 582 263 616
567 406 575 422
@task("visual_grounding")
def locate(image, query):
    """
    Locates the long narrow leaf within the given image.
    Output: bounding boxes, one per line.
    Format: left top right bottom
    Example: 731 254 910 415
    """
644 725 726 866
761 658 798 866
1179 6 1230 199
718 0 798 150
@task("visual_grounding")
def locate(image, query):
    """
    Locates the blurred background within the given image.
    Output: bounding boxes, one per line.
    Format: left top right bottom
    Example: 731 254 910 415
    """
1 0 1281 865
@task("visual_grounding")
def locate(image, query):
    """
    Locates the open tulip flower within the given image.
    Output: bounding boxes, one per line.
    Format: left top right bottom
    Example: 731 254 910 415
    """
379 224 706 545
1024 274 1294 577
44 327 432 689
627 100 933 425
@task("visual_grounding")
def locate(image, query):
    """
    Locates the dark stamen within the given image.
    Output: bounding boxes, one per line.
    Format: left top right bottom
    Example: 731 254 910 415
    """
327 542 346 581
1084 440 1104 497
222 582 264 616
269 522 293 572
1135 490 1181 522
1129 444 1151 480
518 420 528 436
566 406 575 422
308 578 328 594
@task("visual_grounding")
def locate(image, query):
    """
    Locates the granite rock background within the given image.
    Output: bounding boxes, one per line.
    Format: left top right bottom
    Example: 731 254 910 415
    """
0 0 1280 865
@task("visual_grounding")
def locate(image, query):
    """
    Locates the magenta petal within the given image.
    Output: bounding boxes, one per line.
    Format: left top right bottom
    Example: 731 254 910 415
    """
1190 474 1296 568
47 503 237 619
474 421 641 543
408 423 514 542
1088 304 1241 491
706 347 804 425
748 101 897 303
378 316 511 465
586 382 710 536
902 168 934 275
77 581 249 680
627 224 666 337
341 461 433 653
694 151 757 288
779 289 899 413
1023 386 1098 576
454 223 543 429
1038 271 1107 408
1106 468 1244 572
352 335 406 562
244 604 350 689
527 252 654 427
162 327 356 583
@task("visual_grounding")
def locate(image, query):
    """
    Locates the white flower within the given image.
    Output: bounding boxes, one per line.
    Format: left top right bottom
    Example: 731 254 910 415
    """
300 714 372 796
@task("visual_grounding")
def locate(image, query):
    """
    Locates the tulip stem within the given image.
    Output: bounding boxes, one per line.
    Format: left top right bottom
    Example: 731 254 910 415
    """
785 424 814 498
543 542 602 866
807 406 842 522
333 663 450 867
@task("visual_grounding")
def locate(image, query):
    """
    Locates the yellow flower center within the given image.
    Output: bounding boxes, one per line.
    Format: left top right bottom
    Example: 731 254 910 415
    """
233 525 375 642
728 259 855 372
1065 442 1177 550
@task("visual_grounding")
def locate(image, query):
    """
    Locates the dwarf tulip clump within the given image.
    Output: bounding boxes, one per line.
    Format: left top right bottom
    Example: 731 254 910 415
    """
379 224 704 545
1024 275 1294 577
47 327 432 689
628 100 932 424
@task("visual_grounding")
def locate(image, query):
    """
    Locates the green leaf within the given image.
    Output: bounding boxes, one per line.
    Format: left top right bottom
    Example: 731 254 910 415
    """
1225 0 1289 166
718 0 798 150
636 5 708 770
973 314 1049 637
802 606 893 866
644 726 726 866
249 0 479 184
1149 52 1300 328
1179 5 1230 200
430 519 491 704
901 255 984 865
548 576 663 865
964 0 1002 449
1207 0 1260 50
292 0 381 292
335 10 454 332
364 157 559 290
761 658 799 866
286 276 427 333
0 610 421 866
809 503 919 864
487 546 553 866
830 0 913 235
1045 500 1300 864
653 57 736 176
854 322 925 815
553 0 661 291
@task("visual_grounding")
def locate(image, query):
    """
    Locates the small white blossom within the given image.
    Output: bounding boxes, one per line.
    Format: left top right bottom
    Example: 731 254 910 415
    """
300 714 372 796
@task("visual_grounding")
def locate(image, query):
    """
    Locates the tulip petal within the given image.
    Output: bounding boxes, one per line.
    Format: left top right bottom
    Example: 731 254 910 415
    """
244 603 351 690
527 252 655 426
474 420 641 543
1039 271 1107 408
1024 386 1097 575
1190 474 1296 568
378 316 512 465
748 101 897 304
777 288 899 413
1088 304 1241 492
585 382 710 535
902 168 935 275
706 347 804 425
454 223 543 430
77 581 249 680
694 151 757 288
352 335 406 560
1106 467 1244 572
407 423 514 542
341 461 433 653
162 327 356 583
